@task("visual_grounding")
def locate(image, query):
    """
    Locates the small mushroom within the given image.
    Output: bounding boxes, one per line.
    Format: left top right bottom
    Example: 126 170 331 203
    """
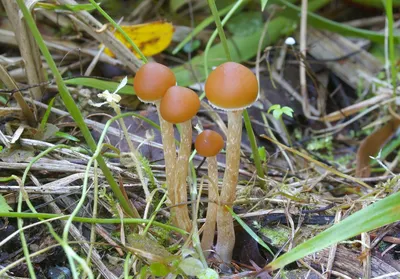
195 130 224 254
160 86 200 232
133 62 177 205
205 62 258 262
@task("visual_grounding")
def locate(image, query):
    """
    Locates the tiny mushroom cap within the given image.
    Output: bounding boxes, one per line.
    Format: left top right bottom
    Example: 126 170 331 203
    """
205 62 258 110
133 62 176 103
160 86 200 124
195 130 224 157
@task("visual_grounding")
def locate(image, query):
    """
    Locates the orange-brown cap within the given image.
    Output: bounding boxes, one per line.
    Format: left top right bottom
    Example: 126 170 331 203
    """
195 130 224 157
160 86 200 124
133 62 176 103
205 62 258 110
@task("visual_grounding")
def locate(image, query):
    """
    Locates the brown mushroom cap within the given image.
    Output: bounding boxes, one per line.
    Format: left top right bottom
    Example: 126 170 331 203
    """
133 62 176 103
195 130 224 157
160 86 200 124
205 62 258 110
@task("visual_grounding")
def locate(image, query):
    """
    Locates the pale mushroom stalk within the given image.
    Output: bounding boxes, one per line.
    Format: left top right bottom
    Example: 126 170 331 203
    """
195 130 224 254
133 62 177 206
155 101 177 205
174 121 193 232
215 110 242 262
200 155 219 253
160 86 200 232
204 62 258 263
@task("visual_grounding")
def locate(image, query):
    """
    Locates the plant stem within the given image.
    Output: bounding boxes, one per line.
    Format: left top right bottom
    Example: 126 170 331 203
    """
201 156 219 254
16 0 135 217
173 121 193 232
215 111 243 262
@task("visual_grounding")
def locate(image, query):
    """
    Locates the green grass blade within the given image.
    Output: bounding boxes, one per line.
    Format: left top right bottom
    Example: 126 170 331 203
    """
266 189 400 271
227 206 274 256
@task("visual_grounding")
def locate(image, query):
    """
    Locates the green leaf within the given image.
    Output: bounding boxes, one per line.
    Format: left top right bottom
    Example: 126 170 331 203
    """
178 257 204 276
251 146 267 162
149 262 170 277
267 188 400 271
226 12 263 36
267 104 281 114
261 0 269 11
281 106 294 118
198 268 219 279
272 109 283 120
0 195 12 213
64 77 134 95
226 206 274 256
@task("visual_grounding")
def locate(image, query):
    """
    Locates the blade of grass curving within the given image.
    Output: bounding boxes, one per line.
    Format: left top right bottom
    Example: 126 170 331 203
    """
273 0 400 44
87 0 147 63
16 0 135 217
265 190 400 271
226 206 274 256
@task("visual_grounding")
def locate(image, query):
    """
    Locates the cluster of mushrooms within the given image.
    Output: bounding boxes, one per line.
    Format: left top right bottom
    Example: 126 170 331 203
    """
133 61 258 263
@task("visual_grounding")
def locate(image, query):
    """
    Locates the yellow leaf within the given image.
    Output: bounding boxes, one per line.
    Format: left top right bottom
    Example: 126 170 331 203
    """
104 21 174 58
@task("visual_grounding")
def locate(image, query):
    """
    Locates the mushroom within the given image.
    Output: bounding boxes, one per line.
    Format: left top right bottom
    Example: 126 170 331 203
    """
195 130 224 254
133 62 177 206
160 86 200 232
205 62 258 262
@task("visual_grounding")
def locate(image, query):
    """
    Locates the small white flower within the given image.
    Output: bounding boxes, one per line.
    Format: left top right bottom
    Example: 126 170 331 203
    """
89 76 127 107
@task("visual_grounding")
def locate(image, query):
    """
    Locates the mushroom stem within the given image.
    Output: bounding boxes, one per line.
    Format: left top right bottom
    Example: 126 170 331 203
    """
201 155 219 254
215 110 243 263
173 120 193 232
155 101 177 206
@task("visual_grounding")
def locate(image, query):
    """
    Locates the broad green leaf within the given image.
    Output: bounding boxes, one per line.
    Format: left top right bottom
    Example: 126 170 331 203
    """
268 104 281 114
272 110 283 120
149 262 170 277
64 78 134 95
0 195 12 213
198 268 219 279
267 189 400 271
226 206 274 256
178 257 204 276
281 107 294 117
226 12 263 36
